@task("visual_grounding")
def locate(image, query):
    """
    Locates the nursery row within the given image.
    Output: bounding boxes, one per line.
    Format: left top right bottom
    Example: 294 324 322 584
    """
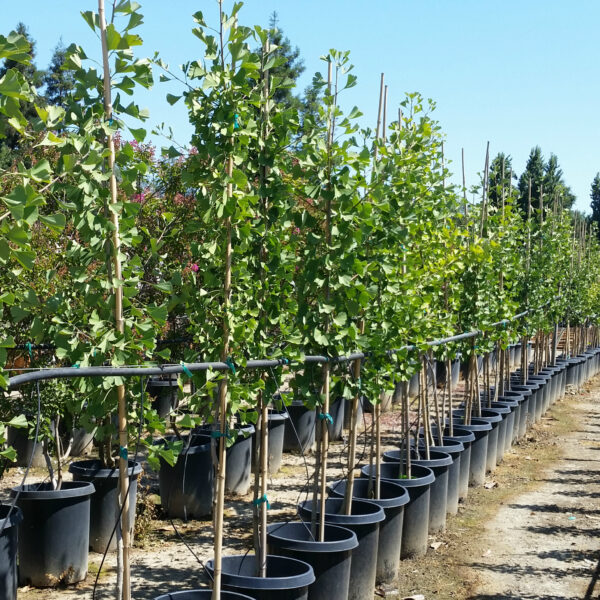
2 3 600 600
1 336 598 600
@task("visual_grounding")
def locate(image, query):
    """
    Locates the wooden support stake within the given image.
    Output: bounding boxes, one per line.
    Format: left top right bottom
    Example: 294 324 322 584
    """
98 3 129 599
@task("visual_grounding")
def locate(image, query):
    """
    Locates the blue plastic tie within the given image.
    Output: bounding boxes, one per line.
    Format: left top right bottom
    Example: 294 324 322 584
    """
25 342 33 360
72 363 80 368
180 362 193 377
233 113 240 129
319 413 333 425
252 494 270 509
225 357 236 375
119 446 128 460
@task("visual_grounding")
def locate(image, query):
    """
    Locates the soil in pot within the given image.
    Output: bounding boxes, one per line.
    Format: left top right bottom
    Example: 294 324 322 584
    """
11 480 94 587
0 504 22 600
69 459 142 552
206 554 315 600
267 521 357 600
360 462 434 559
328 478 409 584
298 497 384 600
159 433 213 519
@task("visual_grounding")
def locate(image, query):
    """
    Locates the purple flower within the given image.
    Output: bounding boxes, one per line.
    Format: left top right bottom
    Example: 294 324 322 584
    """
190 263 199 272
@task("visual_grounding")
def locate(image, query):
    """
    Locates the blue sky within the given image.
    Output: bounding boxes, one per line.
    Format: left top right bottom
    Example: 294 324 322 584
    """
3 1 599 212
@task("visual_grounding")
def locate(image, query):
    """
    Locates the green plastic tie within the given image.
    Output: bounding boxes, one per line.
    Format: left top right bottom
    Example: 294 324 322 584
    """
225 357 236 375
180 362 193 377
119 446 128 460
318 413 333 425
252 494 270 509
211 429 233 440
25 342 33 360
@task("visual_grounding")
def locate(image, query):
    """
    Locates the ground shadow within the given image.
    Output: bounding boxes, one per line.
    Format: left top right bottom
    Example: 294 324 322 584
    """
507 503 600 516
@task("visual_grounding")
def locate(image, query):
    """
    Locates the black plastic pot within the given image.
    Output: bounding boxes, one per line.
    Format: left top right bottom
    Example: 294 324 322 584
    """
159 434 213 519
11 480 94 587
267 522 357 600
412 441 464 515
328 397 345 441
69 426 96 457
328 478 409 584
147 376 179 418
406 450 451 533
154 590 254 600
6 426 45 468
196 424 254 495
69 459 142 552
508 385 533 439
363 389 393 414
283 402 316 453
522 374 549 421
512 379 540 428
491 399 518 454
496 390 524 444
298 498 384 600
479 403 511 464
251 411 289 474
360 462 434 559
433 427 475 501
343 396 363 430
0 504 22 600
435 357 461 388
454 409 501 473
449 418 491 487
206 554 315 600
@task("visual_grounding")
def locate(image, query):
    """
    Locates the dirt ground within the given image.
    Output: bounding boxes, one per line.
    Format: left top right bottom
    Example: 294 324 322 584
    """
5 376 600 600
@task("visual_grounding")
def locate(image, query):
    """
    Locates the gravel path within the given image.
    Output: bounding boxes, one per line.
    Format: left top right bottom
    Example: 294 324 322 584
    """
472 391 600 599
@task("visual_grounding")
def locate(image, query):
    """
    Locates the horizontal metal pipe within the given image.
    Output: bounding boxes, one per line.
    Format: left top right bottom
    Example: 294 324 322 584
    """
3 301 552 389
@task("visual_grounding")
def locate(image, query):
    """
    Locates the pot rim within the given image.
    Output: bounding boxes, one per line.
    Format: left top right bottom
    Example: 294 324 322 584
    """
267 521 358 552
10 480 95 500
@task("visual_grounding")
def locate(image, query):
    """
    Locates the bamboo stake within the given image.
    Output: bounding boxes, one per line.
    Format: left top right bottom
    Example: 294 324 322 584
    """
213 4 235 595
98 4 129 599
420 359 431 459
256 37 272 576
402 382 411 477
344 73 384 513
447 357 454 436
480 142 490 237
462 148 468 218
313 60 335 535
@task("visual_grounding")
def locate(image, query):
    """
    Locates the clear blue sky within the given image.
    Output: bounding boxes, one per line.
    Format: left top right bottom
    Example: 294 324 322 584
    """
3 1 599 213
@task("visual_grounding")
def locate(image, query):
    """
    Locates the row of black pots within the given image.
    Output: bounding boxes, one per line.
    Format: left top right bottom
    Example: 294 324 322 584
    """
6 423 96 468
151 350 599 600
0 458 143 590
4 350 595 599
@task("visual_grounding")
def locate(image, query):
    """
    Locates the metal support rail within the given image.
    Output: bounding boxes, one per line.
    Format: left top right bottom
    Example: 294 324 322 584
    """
6 306 541 389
